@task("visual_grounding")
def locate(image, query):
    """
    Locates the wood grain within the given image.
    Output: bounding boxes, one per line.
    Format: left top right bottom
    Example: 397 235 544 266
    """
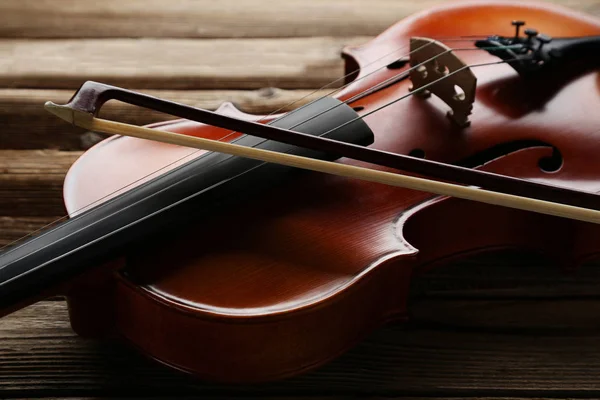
409 252 600 331
1 252 600 395
0 150 80 216
0 0 434 38
0 216 61 247
2 0 600 398
2 291 600 397
0 37 369 90
0 0 598 39
0 88 330 150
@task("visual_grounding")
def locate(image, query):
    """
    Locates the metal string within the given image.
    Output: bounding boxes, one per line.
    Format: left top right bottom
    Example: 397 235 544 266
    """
0 36 430 252
0 40 516 265
0 37 518 267
0 35 478 252
279 46 522 134
0 53 522 278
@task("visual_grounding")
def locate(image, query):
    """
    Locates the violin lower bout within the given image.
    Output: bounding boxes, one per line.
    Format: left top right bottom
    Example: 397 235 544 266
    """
66 252 414 383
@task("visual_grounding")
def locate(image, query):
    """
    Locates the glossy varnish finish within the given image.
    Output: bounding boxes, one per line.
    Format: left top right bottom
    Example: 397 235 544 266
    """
62 1 600 382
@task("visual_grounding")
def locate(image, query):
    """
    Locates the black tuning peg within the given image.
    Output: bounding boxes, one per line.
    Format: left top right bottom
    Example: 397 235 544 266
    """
511 20 526 39
524 28 539 46
536 33 552 50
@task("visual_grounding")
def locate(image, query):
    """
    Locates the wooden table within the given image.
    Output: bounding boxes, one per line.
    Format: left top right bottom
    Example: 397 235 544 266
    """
2 1 600 398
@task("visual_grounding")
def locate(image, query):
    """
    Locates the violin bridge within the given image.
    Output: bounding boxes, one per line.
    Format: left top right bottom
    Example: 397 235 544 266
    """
408 37 477 127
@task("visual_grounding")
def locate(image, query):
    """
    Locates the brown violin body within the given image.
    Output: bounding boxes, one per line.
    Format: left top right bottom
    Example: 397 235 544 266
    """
60 1 600 382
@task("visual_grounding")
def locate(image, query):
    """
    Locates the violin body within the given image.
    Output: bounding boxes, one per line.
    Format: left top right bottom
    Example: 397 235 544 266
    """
56 1 600 382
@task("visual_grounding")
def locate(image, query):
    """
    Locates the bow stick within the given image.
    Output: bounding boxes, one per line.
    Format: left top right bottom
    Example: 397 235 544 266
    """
45 102 600 225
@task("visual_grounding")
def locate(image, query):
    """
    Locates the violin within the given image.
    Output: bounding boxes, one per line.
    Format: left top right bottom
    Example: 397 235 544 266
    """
2 0 600 383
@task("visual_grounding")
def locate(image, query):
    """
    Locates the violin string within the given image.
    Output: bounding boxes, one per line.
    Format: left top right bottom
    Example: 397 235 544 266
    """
210 36 485 144
0 39 513 261
210 37 489 144
0 41 418 252
0 55 521 275
320 59 521 138
279 45 522 134
0 55 525 284
0 37 448 252
0 36 508 258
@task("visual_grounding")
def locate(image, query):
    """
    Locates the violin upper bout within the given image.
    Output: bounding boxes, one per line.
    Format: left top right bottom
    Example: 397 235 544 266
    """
409 37 477 127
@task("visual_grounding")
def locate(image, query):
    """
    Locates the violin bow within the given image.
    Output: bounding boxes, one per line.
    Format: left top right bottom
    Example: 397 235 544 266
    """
45 81 600 210
45 94 600 226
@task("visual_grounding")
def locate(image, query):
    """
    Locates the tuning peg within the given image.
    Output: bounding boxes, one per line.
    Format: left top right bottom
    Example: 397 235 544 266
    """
511 20 526 39
524 28 539 44
537 33 552 50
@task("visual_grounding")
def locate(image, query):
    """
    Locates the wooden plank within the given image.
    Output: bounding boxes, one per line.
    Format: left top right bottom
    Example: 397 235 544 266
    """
0 0 598 39
0 216 61 247
0 37 370 90
0 150 80 216
409 252 600 331
1 1 599 398
2 222 600 395
2 297 600 397
0 88 331 150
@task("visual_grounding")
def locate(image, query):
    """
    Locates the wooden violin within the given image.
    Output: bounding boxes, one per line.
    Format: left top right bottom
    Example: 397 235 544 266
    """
2 0 600 383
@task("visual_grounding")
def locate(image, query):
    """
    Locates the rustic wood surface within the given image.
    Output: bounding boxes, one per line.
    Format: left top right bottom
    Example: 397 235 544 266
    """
1 0 600 399
0 37 370 89
1 0 599 38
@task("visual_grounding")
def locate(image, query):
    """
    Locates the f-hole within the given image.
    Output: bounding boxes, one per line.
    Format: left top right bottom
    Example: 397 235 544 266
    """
538 148 563 173
456 140 563 172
